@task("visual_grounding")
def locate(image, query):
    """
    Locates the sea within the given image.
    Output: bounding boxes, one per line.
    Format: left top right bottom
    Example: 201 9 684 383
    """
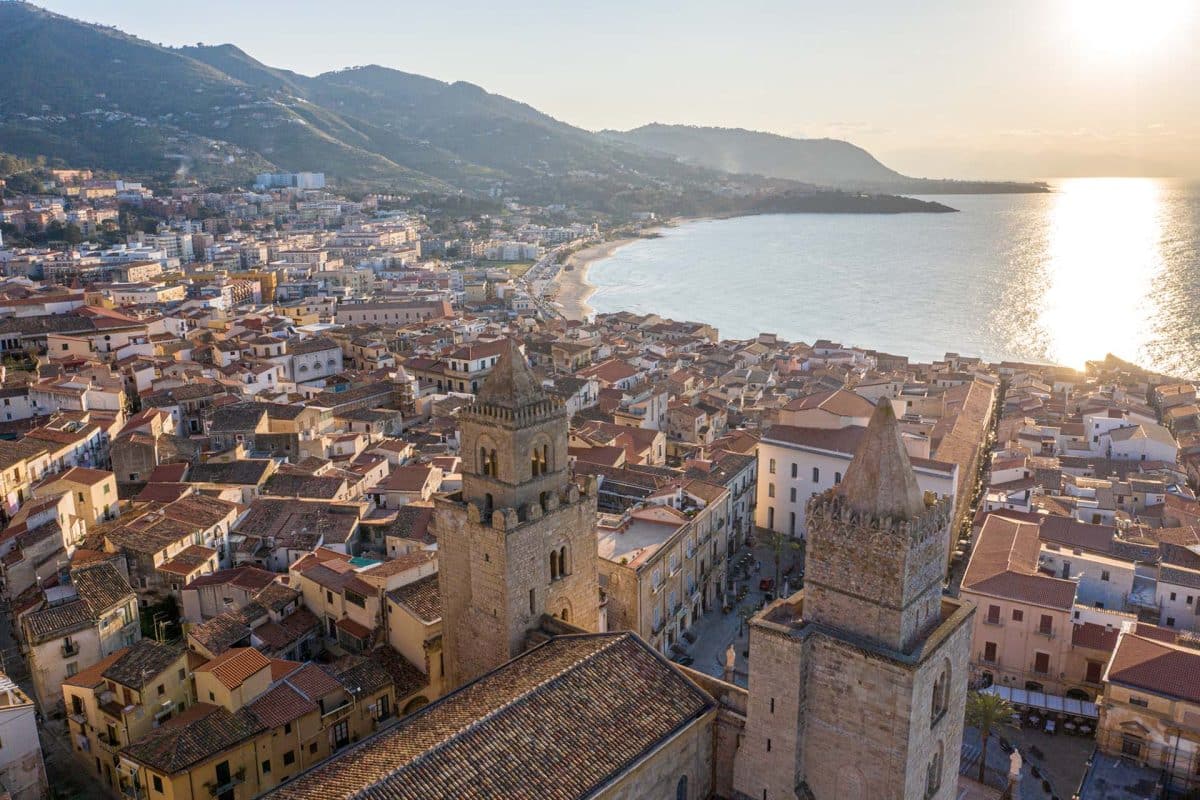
587 178 1200 378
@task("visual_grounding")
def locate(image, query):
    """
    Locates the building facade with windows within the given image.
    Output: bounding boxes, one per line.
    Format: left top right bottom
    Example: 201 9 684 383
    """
755 422 957 539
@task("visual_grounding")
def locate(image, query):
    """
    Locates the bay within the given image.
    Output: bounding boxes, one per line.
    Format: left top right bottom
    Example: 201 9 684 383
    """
587 178 1200 378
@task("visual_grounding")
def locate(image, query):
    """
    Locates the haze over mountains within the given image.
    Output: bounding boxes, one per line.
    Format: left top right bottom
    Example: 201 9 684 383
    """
603 125 1046 194
0 2 1040 208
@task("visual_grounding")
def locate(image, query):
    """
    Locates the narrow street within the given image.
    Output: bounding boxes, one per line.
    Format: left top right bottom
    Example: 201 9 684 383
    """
679 535 804 687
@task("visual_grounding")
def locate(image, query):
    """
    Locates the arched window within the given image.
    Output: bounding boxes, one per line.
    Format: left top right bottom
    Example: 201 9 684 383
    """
480 446 490 476
561 607 570 622
932 659 951 726
926 741 943 798
490 449 497 477
532 448 541 477
559 545 568 576
543 443 550 473
676 775 688 800
550 551 559 580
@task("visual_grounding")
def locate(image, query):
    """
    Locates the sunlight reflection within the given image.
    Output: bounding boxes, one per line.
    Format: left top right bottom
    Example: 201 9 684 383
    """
1040 178 1165 369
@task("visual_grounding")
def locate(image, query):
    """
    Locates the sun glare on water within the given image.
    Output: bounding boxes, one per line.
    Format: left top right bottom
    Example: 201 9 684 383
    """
1038 178 1166 370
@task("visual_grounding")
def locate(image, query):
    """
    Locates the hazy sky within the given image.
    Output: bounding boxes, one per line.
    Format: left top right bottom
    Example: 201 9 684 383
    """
36 0 1200 179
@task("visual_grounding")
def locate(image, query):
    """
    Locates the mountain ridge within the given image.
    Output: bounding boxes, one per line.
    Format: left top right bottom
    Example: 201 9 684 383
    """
0 2 992 212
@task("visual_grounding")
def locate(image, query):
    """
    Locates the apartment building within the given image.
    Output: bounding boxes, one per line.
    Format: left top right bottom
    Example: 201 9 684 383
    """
597 482 730 655
63 639 191 792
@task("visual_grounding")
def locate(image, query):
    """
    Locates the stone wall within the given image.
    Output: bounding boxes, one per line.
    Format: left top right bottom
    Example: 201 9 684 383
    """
804 495 950 653
437 482 599 689
597 710 716 800
732 621 808 800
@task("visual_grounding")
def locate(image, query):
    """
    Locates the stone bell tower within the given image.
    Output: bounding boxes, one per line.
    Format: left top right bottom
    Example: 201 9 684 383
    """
436 339 600 689
734 400 975 800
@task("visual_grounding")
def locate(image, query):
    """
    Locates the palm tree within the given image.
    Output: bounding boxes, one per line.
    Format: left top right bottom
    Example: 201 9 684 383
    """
965 690 1015 784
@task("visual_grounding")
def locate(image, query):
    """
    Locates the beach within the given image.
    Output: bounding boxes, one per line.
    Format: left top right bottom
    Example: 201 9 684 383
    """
552 237 639 320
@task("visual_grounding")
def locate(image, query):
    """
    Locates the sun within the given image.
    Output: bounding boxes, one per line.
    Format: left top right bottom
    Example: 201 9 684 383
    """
1065 0 1193 60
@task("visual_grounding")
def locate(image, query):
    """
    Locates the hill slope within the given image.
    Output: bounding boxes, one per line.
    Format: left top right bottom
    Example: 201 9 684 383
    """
0 3 976 211
604 124 1046 194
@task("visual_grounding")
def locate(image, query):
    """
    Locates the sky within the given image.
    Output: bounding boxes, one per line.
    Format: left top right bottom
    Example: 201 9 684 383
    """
34 0 1200 180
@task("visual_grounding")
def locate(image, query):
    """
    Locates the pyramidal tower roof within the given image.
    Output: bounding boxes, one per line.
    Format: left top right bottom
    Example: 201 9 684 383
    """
474 339 545 409
839 399 925 519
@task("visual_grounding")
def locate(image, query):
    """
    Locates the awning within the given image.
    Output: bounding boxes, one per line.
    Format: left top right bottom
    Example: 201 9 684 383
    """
982 685 1098 720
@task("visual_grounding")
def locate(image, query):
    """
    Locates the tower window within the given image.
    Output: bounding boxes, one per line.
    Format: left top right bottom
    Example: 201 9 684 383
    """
550 551 559 580
529 588 536 615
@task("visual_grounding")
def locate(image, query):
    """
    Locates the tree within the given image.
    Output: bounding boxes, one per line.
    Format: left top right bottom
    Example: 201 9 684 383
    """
964 690 1014 784
767 529 802 594
63 222 84 245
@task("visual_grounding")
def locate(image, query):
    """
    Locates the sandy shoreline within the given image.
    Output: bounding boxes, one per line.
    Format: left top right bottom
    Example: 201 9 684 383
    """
551 237 639 320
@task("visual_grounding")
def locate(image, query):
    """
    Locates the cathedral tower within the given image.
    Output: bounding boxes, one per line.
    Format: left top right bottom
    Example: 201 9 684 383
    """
734 400 975 800
436 340 600 688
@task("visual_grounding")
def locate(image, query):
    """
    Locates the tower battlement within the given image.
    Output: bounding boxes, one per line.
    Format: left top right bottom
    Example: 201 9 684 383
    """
806 487 951 547
449 475 598 532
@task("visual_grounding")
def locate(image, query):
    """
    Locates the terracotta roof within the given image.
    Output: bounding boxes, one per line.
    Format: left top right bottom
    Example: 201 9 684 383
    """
1107 631 1200 704
54 466 115 486
387 574 441 623
102 639 184 689
785 388 874 417
262 632 715 800
185 566 276 593
194 647 271 689
1071 622 1120 652
71 561 134 613
122 703 265 775
23 599 95 644
762 423 956 474
284 663 342 701
157 545 216 576
248 682 317 729
962 515 1078 610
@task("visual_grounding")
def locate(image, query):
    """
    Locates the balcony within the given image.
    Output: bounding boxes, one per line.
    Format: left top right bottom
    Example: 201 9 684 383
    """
982 617 1004 627
206 770 246 797
321 700 353 724
62 640 79 657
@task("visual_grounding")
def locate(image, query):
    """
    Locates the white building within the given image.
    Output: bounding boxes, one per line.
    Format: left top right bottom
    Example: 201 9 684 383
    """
755 424 957 538
0 674 48 800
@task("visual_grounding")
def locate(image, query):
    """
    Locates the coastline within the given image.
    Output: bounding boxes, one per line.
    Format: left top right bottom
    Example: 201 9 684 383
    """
552 237 641 320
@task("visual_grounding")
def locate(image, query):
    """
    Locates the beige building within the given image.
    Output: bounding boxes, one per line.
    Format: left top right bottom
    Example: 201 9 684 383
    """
1097 626 1200 793
22 560 140 711
960 514 1078 695
34 466 119 528
63 640 191 792
597 481 731 655
385 573 445 705
117 653 397 800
